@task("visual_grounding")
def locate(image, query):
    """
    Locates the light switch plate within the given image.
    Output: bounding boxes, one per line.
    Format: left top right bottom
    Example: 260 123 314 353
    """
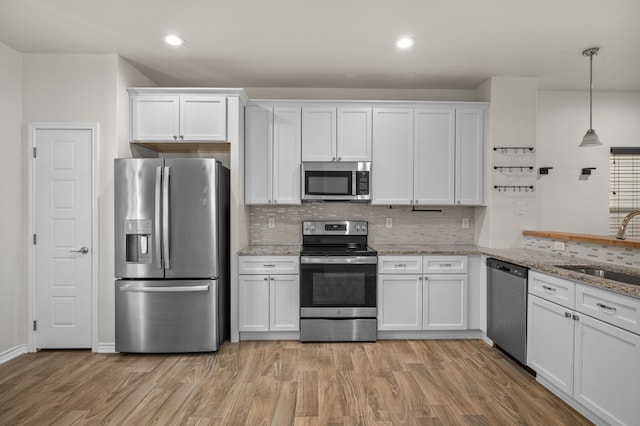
462 218 470 229
385 218 393 229
268 218 275 228
515 202 525 215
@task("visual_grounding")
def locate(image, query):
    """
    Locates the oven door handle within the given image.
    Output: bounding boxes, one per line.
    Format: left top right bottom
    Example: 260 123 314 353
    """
301 256 378 265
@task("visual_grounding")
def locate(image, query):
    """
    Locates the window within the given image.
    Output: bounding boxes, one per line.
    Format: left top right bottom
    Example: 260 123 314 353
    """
610 147 640 238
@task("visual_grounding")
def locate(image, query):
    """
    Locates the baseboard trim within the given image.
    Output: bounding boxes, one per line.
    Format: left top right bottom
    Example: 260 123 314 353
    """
95 342 116 353
0 344 28 365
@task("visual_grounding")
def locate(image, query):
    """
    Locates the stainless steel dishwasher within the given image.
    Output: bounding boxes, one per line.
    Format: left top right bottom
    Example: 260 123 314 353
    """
487 258 529 366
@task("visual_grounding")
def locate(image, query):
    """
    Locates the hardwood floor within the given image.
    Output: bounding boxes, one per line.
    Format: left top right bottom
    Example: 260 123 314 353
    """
0 340 591 425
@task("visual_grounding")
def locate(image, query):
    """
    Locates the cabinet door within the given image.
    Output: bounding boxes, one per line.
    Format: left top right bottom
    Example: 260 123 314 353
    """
422 274 467 330
179 96 227 141
574 314 640 426
131 95 179 141
302 107 336 161
378 274 422 330
455 108 485 205
273 107 302 205
413 108 455 205
245 106 273 204
372 108 414 205
270 275 300 332
526 295 575 395
239 275 270 332
337 107 372 161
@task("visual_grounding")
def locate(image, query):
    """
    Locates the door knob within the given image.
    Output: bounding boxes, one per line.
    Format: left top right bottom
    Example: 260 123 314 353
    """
70 247 89 254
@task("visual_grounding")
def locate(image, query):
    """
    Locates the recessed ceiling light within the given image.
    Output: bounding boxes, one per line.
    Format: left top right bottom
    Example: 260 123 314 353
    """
163 34 185 47
395 37 416 49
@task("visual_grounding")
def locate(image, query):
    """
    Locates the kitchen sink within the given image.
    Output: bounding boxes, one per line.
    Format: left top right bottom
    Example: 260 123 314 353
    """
554 265 640 287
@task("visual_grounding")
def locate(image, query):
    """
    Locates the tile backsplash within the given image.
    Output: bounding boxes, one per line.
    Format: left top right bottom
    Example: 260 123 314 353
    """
525 236 640 269
248 203 475 246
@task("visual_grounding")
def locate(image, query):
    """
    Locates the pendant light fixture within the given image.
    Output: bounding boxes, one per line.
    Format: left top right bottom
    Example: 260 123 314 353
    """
580 47 602 147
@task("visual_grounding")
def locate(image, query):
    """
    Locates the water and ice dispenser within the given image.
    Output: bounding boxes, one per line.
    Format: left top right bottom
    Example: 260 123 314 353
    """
125 219 152 263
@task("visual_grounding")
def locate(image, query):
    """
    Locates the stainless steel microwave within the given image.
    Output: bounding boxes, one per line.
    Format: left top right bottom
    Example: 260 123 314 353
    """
302 161 371 201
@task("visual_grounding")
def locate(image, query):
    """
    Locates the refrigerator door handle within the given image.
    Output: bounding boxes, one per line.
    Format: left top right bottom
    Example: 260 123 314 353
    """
154 166 163 269
118 284 210 293
162 166 171 269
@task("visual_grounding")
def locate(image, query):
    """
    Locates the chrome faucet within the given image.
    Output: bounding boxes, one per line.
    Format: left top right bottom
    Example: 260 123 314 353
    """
615 211 640 240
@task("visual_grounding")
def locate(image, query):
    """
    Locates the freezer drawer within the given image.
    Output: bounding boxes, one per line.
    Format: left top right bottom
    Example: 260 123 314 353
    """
115 279 221 353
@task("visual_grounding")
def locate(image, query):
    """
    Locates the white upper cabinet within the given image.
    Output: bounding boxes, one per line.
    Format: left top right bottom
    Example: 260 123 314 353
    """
179 96 227 141
245 106 273 205
372 108 414 205
273 107 302 204
131 94 227 142
414 108 456 205
302 106 371 161
245 105 301 205
455 108 485 205
372 105 485 206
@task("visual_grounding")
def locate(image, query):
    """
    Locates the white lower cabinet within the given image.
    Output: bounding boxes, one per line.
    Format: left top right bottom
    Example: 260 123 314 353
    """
239 256 299 333
378 274 422 330
527 271 640 426
423 274 467 330
378 256 467 331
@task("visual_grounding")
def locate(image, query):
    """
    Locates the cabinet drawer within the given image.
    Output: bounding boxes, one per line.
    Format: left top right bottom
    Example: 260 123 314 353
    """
423 256 467 274
576 283 640 335
529 271 575 309
239 256 299 274
378 256 422 274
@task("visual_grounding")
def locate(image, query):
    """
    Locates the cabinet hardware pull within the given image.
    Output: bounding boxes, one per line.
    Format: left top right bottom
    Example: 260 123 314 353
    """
419 276 423 280
542 285 557 292
572 314 580 321
440 263 452 267
270 277 274 280
179 135 184 140
263 264 276 267
564 312 572 318
263 277 268 281
394 263 406 267
596 302 617 312
173 135 177 140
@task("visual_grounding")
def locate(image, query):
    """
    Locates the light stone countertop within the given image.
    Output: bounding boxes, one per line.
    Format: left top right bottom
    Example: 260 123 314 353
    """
238 245 301 256
238 244 640 298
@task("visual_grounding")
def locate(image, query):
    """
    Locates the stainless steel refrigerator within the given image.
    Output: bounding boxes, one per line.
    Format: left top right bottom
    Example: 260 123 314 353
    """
114 158 230 353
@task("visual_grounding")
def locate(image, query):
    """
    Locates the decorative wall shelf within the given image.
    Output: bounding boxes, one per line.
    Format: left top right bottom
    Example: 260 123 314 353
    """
494 185 535 192
493 166 534 173
493 147 535 154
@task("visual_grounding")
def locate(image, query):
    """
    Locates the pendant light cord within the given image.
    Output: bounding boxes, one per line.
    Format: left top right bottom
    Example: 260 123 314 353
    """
589 52 593 129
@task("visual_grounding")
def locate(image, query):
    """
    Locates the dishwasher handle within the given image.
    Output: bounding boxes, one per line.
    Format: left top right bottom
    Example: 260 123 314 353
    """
487 258 528 279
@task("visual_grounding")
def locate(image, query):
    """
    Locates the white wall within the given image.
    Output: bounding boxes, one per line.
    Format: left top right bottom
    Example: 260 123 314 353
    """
0 42 25 356
475 77 539 248
537 90 640 235
22 54 154 348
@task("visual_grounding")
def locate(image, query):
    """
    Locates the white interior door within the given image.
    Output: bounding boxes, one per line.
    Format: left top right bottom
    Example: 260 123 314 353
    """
33 128 93 348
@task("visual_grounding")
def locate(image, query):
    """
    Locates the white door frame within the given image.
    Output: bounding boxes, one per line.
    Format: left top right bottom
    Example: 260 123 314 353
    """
27 122 100 352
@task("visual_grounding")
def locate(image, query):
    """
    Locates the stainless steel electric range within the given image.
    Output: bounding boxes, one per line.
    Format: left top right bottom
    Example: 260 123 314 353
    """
299 220 378 342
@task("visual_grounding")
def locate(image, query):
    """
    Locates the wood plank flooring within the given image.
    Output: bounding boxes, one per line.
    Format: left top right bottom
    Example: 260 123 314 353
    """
0 340 591 425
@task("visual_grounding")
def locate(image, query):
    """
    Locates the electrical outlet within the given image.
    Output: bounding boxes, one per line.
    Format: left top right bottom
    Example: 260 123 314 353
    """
515 202 525 215
268 218 275 228
554 241 566 251
385 218 393 229
462 218 470 229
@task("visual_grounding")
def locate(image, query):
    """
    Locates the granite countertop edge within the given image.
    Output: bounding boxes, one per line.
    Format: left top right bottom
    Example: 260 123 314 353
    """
238 244 640 298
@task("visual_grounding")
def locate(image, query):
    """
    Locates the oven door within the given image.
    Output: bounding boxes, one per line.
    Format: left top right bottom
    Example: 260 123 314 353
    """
300 256 377 318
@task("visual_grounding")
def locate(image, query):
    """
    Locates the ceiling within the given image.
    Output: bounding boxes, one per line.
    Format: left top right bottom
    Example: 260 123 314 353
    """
1 0 639 91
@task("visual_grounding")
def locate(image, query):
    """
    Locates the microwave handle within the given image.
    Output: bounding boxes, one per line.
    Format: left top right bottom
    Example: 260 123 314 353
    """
352 170 357 196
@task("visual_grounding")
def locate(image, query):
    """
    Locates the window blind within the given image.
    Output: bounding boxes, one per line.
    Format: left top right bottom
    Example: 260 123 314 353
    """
610 147 640 238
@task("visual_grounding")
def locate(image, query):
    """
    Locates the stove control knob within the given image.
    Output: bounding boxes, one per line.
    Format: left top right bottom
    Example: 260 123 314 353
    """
354 225 360 231
309 225 316 231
